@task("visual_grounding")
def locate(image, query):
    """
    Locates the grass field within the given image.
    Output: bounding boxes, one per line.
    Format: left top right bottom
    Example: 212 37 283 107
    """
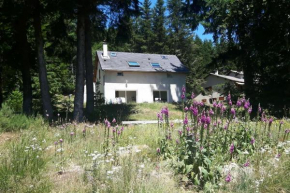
0 103 290 192
98 102 183 122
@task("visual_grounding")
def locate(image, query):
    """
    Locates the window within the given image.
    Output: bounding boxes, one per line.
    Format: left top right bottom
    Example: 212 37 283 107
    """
151 62 161 68
153 91 168 102
111 52 117 57
117 72 123 76
161 55 168 59
128 61 140 67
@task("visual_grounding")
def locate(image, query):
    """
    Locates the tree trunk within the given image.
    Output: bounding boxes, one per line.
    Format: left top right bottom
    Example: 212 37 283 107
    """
85 13 94 121
33 0 53 118
73 3 85 122
15 9 33 115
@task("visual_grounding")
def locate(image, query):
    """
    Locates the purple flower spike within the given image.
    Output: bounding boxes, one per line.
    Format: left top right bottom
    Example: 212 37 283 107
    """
229 100 232 106
182 85 186 92
121 127 124 131
225 173 232 183
112 118 116 123
183 116 188 125
176 139 180 144
206 116 211 124
209 108 214 115
117 130 121 135
184 106 188 112
236 100 242 107
230 108 236 116
191 92 195 99
181 92 185 100
229 143 234 154
248 107 252 114
227 93 231 101
251 137 255 144
178 130 182 136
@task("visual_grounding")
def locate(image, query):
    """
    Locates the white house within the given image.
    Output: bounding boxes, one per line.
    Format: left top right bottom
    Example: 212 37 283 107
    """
89 43 188 104
194 70 244 104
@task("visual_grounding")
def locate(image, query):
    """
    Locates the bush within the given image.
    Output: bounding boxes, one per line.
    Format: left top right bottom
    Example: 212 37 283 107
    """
0 104 32 132
5 90 23 113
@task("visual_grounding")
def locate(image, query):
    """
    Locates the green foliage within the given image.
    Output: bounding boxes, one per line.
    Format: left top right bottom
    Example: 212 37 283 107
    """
5 90 23 112
0 104 34 132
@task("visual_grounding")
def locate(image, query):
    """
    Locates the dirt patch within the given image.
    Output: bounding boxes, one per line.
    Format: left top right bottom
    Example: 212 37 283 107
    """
0 132 18 145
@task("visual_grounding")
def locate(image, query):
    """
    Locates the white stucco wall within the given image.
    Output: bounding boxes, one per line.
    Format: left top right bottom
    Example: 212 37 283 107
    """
102 71 186 103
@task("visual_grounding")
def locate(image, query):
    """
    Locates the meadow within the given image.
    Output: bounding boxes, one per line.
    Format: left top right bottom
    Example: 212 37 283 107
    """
0 94 290 193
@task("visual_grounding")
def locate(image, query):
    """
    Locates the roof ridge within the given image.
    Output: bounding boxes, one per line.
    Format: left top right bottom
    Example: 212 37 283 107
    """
96 50 176 57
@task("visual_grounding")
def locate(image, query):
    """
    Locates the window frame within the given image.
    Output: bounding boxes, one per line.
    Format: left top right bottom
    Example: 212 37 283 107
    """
128 61 140 67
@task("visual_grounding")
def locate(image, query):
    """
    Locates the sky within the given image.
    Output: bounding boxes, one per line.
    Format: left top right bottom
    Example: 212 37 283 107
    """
140 0 214 41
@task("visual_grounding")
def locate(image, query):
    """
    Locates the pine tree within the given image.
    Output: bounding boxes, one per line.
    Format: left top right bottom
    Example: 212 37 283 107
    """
151 0 168 54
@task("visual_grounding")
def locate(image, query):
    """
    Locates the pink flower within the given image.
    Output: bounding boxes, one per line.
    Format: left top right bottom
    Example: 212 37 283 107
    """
230 108 235 116
121 127 124 131
227 93 231 101
117 130 121 135
225 173 232 182
191 92 195 99
184 106 188 112
251 137 255 144
182 85 186 92
170 122 174 128
183 116 188 125
181 93 185 100
59 139 63 143
236 100 241 107
243 160 250 167
156 148 160 154
229 143 234 154
70 132 74 136
54 141 58 145
209 108 214 115
176 139 180 144
178 130 182 136
112 118 116 123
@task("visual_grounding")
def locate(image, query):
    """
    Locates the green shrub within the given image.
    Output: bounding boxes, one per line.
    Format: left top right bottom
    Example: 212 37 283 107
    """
0 104 33 132
5 90 23 112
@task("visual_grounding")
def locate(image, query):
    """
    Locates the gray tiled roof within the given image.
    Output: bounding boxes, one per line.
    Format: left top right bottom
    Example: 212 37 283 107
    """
96 51 189 73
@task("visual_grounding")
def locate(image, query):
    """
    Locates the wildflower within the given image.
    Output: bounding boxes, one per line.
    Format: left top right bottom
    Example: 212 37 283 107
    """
181 93 185 100
268 118 273 125
213 101 217 108
248 107 252 114
83 128 86 133
170 122 174 128
32 137 37 141
243 160 250 167
112 118 116 123
183 116 188 125
70 132 74 136
107 171 114 175
57 113 60 117
244 100 250 110
224 124 228 130
156 148 160 154
139 164 145 169
178 130 182 136
280 121 284 125
236 100 242 107
117 130 121 135
285 129 290 134
184 106 188 112
228 100 232 106
209 108 214 115
161 107 169 116
121 127 124 131
227 93 231 101
191 106 198 116
225 173 232 183
54 141 58 145
206 116 211 124
204 124 208 129
230 108 236 116
176 139 180 144
251 137 255 144
229 143 234 154
59 139 63 143
191 92 195 99
182 85 186 92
